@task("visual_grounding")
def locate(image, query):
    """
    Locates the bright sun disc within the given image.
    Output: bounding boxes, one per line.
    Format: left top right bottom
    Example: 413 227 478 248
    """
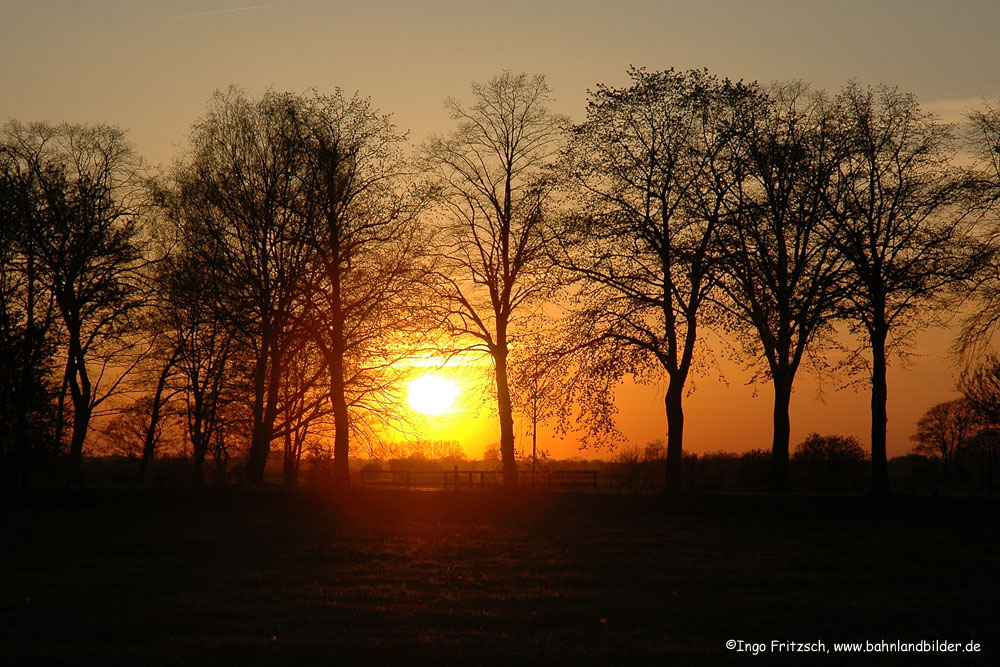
407 374 461 416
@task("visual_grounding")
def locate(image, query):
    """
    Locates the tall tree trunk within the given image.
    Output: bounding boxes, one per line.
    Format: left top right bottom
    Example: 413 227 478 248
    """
247 344 270 484
55 356 71 460
531 416 537 474
870 324 890 497
495 348 518 488
66 338 91 479
67 393 90 478
248 336 283 485
190 414 208 486
771 370 793 491
327 266 351 491
15 247 37 485
247 417 271 484
664 376 684 495
283 429 299 486
136 354 176 485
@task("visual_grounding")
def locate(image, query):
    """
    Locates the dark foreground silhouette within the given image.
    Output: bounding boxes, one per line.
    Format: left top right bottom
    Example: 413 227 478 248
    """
3 488 998 665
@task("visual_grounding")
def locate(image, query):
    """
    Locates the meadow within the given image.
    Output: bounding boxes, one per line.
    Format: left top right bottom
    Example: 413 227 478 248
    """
3 488 998 665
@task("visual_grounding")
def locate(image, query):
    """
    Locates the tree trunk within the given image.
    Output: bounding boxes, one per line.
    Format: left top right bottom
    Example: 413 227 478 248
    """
189 399 208 486
531 417 537 474
771 371 793 491
248 336 282 485
327 267 351 491
495 349 518 488
67 393 90 479
283 429 300 486
15 247 37 485
247 346 270 484
66 342 91 480
136 355 175 485
247 420 270 484
870 325 890 497
664 376 684 495
190 435 209 485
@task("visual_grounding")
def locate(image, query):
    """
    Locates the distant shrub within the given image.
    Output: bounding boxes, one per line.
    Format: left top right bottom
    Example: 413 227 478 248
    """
792 433 868 491
738 449 772 489
642 439 666 462
360 458 384 472
610 447 644 490
305 452 335 491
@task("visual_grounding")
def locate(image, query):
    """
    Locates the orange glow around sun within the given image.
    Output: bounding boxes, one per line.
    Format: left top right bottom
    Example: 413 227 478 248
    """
407 374 462 416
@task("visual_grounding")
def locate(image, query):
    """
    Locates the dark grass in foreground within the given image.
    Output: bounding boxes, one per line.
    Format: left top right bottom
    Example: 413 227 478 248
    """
2 489 998 665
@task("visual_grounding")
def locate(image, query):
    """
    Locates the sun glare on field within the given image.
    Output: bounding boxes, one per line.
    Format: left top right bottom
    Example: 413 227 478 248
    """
407 374 461 416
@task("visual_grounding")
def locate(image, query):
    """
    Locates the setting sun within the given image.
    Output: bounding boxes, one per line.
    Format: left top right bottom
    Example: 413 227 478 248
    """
407 374 461 416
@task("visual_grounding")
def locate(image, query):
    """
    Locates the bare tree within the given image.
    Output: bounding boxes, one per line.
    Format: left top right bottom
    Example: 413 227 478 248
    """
172 88 314 485
956 98 1000 355
823 83 976 496
271 332 328 486
716 83 850 490
424 72 566 488
133 343 183 485
0 153 60 483
509 330 568 473
960 353 1000 426
553 68 752 494
1 121 150 479
959 354 1000 493
910 398 977 472
288 90 430 490
967 98 1000 206
152 186 242 485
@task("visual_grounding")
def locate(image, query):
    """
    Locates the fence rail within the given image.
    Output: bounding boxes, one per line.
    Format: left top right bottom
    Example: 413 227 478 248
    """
359 468 599 490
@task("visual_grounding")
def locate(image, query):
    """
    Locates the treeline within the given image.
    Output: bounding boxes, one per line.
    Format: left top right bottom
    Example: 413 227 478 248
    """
1 70 999 495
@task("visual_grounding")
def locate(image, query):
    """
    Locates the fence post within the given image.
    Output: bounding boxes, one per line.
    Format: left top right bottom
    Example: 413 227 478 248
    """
406 471 411 489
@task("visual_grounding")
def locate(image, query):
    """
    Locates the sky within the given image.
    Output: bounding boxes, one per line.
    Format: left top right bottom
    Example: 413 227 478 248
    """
3 0 999 459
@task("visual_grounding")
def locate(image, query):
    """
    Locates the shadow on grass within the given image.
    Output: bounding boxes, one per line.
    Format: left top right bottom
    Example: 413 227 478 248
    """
2 487 997 665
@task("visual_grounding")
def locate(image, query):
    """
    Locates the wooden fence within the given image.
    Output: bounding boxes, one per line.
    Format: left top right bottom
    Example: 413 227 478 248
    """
359 467 599 490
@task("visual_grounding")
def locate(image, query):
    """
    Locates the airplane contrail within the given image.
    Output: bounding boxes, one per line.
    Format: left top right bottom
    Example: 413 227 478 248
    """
172 4 269 19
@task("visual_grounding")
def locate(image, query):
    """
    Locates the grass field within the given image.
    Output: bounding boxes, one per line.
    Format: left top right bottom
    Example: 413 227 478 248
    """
2 488 998 665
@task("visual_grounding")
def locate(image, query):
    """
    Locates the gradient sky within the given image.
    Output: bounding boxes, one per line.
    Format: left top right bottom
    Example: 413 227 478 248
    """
3 0 999 459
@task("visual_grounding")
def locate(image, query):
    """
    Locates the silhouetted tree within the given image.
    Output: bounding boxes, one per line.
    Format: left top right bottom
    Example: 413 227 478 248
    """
792 432 868 491
172 88 314 485
133 343 183 485
910 398 976 473
956 99 1000 355
0 160 60 483
424 72 566 488
554 68 753 493
717 83 850 490
98 392 182 463
967 98 1000 206
2 121 150 480
149 232 238 485
509 330 568 472
966 428 1000 495
960 353 1000 424
823 84 976 496
957 356 1000 491
272 333 328 485
288 90 430 490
